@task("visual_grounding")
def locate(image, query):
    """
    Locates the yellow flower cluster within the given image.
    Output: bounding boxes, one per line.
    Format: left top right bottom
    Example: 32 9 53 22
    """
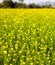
0 9 55 65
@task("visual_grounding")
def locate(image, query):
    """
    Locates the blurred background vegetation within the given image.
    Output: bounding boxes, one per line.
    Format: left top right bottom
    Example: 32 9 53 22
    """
0 0 54 8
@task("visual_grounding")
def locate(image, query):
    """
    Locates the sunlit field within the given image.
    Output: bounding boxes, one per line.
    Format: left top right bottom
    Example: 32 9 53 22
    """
0 9 55 65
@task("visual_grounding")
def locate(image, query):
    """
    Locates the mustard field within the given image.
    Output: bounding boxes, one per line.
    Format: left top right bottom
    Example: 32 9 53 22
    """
0 9 55 65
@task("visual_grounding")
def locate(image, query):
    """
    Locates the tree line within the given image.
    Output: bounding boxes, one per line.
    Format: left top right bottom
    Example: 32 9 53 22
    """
0 0 52 8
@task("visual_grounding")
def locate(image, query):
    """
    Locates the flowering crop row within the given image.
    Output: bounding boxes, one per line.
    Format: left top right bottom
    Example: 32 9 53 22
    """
0 9 55 65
